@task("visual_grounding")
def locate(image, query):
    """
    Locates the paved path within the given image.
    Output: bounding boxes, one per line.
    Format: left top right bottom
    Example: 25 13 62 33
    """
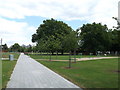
77 57 118 61
7 53 80 88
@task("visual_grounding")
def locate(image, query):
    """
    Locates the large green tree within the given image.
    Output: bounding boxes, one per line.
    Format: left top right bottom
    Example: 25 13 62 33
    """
32 18 73 54
108 29 120 52
79 22 110 54
10 43 21 52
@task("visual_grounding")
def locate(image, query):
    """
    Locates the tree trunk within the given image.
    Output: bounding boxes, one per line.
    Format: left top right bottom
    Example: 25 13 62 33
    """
56 51 58 60
42 51 44 59
61 50 64 55
47 52 48 59
69 51 71 68
74 50 76 63
41 51 42 59
52 51 54 55
49 51 51 61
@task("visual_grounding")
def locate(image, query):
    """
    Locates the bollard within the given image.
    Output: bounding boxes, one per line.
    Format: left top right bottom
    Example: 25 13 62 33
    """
9 54 14 61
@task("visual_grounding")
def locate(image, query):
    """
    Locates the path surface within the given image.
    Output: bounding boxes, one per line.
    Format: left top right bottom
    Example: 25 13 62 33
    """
77 57 118 61
7 53 80 88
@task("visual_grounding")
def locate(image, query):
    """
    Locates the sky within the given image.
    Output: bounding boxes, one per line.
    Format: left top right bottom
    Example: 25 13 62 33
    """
0 0 119 47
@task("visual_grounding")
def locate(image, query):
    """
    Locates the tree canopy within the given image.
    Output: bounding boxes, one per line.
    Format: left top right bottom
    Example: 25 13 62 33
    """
10 43 21 52
62 31 79 52
78 22 110 54
109 29 120 52
32 18 78 54
32 18 72 42
2 44 9 52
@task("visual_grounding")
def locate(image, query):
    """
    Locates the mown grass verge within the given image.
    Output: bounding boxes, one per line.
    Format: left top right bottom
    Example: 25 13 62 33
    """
36 58 118 88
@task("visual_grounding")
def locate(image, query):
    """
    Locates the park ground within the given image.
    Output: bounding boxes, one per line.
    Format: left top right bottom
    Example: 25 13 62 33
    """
1 52 19 88
1 52 119 88
29 54 119 88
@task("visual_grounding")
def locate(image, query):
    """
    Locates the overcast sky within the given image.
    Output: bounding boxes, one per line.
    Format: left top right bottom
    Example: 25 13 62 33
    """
0 0 119 47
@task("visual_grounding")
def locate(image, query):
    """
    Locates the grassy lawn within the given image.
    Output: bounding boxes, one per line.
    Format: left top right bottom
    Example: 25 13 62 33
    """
29 54 100 60
2 60 17 88
29 53 117 61
0 60 2 89
2 52 20 59
1 52 20 88
29 54 71 60
36 58 119 88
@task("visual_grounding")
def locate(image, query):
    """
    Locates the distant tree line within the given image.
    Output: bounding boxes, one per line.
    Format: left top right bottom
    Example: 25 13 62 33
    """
1 43 36 52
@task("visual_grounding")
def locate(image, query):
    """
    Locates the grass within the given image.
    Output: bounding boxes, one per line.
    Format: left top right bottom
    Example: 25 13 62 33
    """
2 60 17 88
1 52 20 88
29 54 71 60
2 52 20 59
36 58 119 88
0 60 2 89
29 53 116 60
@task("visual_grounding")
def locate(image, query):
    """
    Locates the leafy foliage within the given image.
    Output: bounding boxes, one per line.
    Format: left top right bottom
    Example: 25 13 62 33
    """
62 31 79 51
79 22 110 53
10 43 21 52
109 29 120 52
2 44 9 52
32 18 78 53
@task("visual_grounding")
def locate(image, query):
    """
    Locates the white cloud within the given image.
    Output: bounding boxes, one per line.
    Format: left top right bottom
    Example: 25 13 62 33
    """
0 0 119 46
0 0 119 27
0 17 36 47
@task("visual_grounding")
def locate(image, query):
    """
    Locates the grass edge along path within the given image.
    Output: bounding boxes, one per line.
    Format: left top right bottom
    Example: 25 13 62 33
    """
36 58 118 88
0 59 2 89
29 54 117 61
2 52 20 60
2 60 17 88
2 52 20 88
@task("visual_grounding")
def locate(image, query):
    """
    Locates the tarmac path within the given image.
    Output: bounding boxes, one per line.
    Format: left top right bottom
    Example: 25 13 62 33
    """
7 53 80 88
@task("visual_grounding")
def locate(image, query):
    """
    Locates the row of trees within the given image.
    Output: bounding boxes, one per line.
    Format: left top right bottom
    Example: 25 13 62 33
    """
1 43 35 52
2 18 119 55
32 18 120 55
